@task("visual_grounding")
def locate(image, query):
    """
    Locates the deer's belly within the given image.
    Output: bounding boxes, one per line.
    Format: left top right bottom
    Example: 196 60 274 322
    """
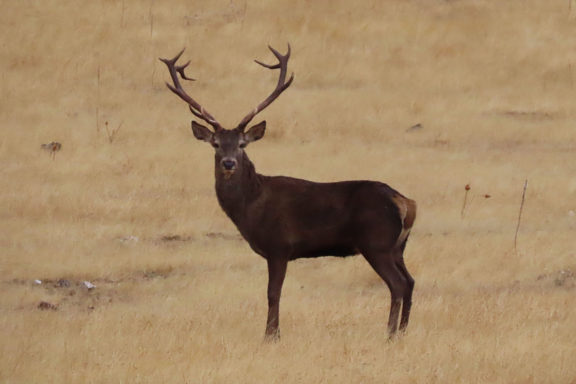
289 245 360 260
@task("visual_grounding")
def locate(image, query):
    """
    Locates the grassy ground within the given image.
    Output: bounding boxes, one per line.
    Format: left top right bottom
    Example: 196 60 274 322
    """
1 0 576 382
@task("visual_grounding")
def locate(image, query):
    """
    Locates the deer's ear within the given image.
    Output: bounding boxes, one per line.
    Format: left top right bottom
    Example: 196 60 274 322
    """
191 121 214 142
244 121 266 143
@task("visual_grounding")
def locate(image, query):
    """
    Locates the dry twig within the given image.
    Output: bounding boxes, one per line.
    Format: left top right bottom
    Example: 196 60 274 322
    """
104 121 123 143
461 184 471 218
514 179 528 251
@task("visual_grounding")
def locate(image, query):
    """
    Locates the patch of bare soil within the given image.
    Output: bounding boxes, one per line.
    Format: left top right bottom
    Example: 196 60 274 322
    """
26 278 119 312
159 234 194 242
536 269 576 289
8 266 182 312
116 232 241 246
491 110 561 121
204 232 243 241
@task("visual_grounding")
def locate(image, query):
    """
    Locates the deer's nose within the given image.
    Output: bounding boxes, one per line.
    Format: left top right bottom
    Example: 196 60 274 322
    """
221 159 237 170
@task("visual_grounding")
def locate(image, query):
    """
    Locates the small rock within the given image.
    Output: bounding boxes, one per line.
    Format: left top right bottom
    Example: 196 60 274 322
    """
119 235 139 243
83 281 96 290
569 210 575 217
38 301 58 311
34 279 42 285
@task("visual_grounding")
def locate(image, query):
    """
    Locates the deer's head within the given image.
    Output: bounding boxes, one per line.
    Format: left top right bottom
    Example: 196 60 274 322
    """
190 121 266 178
160 45 293 178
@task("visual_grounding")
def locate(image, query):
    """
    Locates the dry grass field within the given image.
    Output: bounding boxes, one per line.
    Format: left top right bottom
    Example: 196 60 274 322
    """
1 0 576 382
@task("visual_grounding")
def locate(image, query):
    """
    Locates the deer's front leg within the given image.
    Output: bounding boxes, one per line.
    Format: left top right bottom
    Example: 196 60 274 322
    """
265 256 288 341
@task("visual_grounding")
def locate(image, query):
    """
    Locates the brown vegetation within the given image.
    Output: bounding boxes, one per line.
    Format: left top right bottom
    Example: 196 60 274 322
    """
1 0 575 382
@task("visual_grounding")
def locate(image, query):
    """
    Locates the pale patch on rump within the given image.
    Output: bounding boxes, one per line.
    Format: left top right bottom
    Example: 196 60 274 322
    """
391 194 417 248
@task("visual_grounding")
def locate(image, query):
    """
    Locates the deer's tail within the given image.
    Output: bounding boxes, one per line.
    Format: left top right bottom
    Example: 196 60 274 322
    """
393 196 417 249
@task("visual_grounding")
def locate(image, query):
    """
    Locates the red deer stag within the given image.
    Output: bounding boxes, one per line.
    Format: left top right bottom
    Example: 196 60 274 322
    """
160 45 417 340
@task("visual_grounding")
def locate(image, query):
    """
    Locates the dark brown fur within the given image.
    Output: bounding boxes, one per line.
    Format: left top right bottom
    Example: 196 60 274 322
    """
160 46 417 340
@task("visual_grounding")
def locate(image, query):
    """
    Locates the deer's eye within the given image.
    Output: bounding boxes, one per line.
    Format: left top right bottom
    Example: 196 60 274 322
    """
239 142 247 149
212 142 220 149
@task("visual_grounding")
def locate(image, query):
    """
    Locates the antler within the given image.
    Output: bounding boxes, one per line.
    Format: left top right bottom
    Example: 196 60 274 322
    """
237 44 294 132
159 49 222 131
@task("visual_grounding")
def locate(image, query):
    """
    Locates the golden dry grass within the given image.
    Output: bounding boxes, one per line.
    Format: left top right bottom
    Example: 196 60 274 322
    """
1 0 576 382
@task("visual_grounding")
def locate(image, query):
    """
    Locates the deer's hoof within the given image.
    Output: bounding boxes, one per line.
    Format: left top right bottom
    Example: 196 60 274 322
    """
263 330 281 343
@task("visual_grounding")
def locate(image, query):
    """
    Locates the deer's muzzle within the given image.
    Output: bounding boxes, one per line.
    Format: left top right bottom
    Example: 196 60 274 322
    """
221 159 237 170
221 158 237 179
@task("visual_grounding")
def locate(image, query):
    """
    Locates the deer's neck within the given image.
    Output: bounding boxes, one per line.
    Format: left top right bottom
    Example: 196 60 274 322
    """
214 152 262 230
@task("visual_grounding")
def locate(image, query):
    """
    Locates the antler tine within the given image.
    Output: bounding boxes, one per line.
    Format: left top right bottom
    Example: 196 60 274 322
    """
159 49 222 131
158 49 186 89
237 44 294 132
254 44 291 69
160 48 186 66
176 60 195 81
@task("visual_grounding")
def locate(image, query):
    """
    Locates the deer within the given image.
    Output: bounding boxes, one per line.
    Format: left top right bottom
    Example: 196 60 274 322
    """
160 45 417 341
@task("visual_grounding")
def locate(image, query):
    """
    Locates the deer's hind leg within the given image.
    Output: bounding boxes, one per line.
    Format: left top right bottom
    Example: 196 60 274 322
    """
396 251 414 332
362 249 409 338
